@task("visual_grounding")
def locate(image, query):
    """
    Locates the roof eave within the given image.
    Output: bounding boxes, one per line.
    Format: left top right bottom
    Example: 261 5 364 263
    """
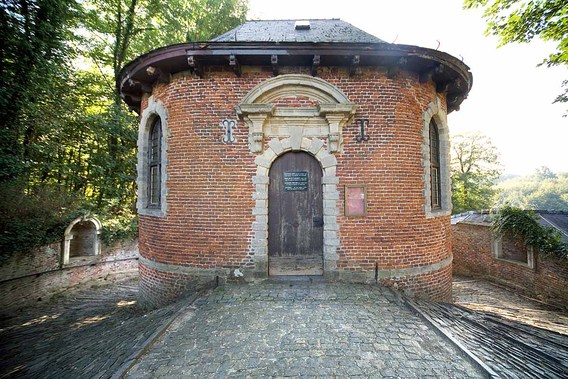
118 41 472 114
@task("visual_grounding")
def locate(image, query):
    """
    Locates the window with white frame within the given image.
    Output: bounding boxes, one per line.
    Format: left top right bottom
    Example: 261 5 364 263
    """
422 99 450 218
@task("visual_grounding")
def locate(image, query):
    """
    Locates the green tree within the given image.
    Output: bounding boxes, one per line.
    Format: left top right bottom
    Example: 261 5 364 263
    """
0 0 79 182
79 0 248 206
464 0 568 106
535 165 558 180
451 132 503 213
0 0 248 255
495 168 568 211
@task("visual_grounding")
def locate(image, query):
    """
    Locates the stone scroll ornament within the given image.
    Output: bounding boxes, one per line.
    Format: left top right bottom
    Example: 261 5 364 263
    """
221 119 237 143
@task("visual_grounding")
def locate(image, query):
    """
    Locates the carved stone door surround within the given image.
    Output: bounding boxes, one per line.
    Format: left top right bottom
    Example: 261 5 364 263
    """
237 75 357 277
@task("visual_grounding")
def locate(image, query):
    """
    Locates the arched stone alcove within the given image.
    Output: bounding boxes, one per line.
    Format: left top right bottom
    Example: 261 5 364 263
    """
62 216 102 265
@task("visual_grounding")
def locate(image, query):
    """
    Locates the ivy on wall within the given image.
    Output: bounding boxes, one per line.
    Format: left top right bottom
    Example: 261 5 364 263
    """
492 206 568 260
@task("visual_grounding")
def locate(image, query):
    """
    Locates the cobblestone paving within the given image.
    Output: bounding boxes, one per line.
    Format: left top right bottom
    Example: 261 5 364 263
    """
453 276 568 335
412 299 568 379
125 281 484 378
0 279 180 379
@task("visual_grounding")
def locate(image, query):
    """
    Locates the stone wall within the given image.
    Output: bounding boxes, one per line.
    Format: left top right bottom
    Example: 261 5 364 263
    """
0 240 139 313
452 222 568 309
137 65 454 307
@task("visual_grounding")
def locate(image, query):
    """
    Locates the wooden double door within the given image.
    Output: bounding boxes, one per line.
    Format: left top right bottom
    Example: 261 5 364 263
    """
268 151 324 275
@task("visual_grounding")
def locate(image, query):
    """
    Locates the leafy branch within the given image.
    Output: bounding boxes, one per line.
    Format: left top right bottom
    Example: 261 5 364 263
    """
492 205 568 260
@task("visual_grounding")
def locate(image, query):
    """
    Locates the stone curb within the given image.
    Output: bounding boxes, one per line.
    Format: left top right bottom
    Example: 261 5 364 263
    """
402 297 501 379
111 289 207 379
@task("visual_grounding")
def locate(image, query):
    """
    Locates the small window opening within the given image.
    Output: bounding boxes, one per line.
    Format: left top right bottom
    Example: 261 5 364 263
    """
69 222 97 258
295 20 311 30
429 120 441 209
63 217 102 265
493 232 534 268
148 118 162 207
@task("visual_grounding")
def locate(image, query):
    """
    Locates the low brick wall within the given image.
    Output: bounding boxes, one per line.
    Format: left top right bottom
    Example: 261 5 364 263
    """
452 223 568 309
0 240 139 313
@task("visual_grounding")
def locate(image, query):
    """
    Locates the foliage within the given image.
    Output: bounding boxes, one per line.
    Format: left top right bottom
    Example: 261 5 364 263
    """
98 205 139 246
495 168 568 211
492 205 568 259
451 132 503 214
80 0 248 97
0 181 85 255
0 0 80 182
464 0 568 108
0 0 248 256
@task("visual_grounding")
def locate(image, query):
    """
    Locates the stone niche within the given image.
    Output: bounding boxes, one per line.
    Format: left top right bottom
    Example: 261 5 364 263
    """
62 216 102 265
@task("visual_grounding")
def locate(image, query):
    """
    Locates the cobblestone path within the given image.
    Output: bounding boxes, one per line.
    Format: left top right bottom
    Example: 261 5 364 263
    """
125 281 484 378
453 276 568 335
8 277 562 379
0 280 180 379
411 300 568 379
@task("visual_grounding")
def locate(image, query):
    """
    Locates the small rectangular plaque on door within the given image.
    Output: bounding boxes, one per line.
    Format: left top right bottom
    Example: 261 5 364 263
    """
283 171 308 191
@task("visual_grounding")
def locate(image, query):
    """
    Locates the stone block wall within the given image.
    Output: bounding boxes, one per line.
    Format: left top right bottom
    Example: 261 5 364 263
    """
452 222 568 309
137 65 454 306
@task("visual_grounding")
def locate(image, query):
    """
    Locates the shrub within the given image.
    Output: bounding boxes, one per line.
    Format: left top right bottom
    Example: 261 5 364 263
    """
492 205 568 260
0 181 85 259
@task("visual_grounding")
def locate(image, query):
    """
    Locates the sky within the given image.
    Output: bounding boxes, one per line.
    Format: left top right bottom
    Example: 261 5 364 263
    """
247 0 567 176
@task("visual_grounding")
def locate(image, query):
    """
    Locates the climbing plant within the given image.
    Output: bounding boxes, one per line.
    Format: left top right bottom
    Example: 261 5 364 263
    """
492 206 568 260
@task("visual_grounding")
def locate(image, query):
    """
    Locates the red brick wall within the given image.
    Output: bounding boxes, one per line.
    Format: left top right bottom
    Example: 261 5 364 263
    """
138 264 217 309
139 66 453 305
0 240 139 312
452 223 568 309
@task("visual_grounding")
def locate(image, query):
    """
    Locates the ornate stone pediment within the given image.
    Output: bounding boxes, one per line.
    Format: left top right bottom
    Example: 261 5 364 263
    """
236 75 357 153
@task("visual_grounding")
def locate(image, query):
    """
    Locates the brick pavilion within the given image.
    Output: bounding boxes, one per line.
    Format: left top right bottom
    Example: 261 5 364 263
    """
118 19 473 308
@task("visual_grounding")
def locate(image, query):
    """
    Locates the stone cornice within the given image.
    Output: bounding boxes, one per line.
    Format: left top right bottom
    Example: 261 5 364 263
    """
119 41 472 114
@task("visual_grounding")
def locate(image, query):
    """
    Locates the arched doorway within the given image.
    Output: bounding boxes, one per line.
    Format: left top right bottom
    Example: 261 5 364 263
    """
268 151 323 275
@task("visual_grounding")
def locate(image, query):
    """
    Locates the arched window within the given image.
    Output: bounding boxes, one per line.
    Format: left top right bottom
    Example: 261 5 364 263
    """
429 120 441 210
148 117 162 207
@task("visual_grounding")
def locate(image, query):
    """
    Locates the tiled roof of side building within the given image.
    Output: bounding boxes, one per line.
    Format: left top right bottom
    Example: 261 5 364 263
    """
211 19 386 43
451 210 568 244
537 212 568 244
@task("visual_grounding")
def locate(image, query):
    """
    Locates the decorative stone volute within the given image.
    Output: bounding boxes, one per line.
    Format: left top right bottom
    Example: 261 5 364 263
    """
318 103 357 152
236 104 275 153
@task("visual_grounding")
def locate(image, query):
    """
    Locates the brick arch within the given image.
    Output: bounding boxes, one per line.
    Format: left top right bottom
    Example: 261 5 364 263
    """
248 137 340 277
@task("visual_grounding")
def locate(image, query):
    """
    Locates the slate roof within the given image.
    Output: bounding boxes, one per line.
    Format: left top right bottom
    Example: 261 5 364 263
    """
450 210 493 225
538 212 568 244
118 19 472 113
212 19 385 43
451 210 568 244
